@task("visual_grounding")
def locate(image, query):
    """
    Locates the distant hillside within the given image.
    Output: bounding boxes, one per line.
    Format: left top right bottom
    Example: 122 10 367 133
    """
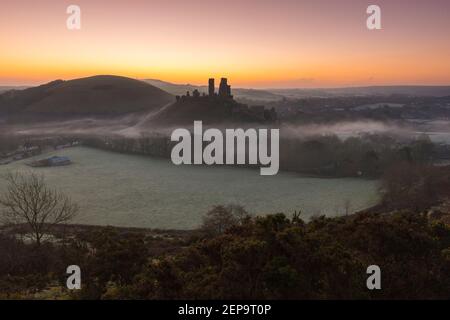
143 79 283 103
0 75 174 119
143 79 450 100
270 86 450 98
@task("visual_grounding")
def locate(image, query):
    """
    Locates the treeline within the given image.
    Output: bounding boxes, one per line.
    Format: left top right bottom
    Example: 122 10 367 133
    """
280 133 435 177
82 134 173 158
1 128 437 178
379 163 450 213
82 132 435 178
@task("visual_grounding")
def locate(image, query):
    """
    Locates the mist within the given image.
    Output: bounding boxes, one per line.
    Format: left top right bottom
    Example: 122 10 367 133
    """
1 117 417 142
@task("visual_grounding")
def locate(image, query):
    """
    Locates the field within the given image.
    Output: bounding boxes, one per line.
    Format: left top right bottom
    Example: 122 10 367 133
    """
0 147 379 229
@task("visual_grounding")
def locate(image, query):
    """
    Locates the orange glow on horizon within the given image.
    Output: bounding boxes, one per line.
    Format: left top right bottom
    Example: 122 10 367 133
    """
1 0 450 88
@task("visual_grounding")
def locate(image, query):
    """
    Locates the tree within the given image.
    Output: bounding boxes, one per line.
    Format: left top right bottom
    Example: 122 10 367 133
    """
0 172 78 246
379 163 440 212
201 204 249 236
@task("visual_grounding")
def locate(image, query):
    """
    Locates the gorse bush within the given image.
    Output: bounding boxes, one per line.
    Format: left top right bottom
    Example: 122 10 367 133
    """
104 211 449 300
1 203 449 299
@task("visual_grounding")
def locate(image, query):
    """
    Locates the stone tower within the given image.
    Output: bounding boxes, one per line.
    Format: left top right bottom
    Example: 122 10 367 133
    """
219 78 230 98
208 78 215 96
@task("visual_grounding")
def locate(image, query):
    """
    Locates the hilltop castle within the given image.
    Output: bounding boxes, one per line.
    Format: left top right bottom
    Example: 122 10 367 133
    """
176 77 233 101
175 78 277 123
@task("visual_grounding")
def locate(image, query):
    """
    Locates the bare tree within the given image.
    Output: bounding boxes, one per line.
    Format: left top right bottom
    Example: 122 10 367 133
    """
201 204 249 236
0 172 78 246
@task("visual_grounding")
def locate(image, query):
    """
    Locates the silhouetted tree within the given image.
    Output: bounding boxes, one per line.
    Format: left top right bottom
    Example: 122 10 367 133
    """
0 172 78 246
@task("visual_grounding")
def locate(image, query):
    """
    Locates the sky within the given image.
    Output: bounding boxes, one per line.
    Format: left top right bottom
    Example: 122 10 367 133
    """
1 0 450 88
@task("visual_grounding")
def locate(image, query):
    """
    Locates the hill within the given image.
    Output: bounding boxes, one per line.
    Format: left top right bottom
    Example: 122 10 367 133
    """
146 95 277 127
148 96 236 125
0 75 174 119
142 80 450 100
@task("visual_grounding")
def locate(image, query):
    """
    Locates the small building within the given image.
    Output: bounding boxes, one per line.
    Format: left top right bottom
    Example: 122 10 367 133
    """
48 156 71 166
28 156 72 167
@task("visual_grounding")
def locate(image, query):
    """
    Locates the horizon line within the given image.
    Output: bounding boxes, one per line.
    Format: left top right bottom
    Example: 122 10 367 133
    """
2 74 450 91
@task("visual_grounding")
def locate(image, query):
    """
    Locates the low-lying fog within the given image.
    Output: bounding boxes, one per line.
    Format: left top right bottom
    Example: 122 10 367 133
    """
3 116 450 144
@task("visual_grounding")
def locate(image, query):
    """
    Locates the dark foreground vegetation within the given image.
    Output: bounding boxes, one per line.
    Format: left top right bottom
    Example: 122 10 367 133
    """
1 208 449 299
1 163 449 300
